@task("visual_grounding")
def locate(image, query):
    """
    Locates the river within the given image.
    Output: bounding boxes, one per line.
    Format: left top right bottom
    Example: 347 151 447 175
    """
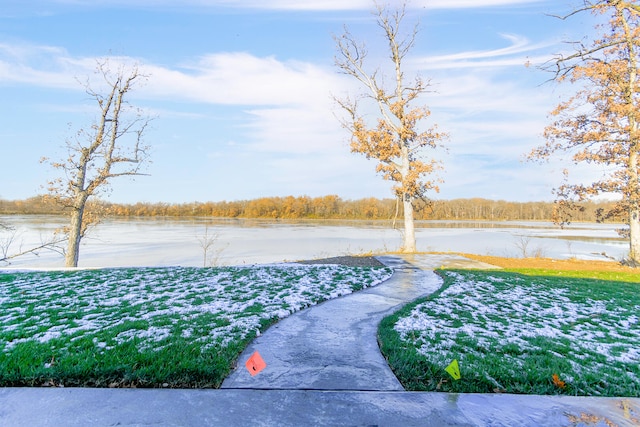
0 215 628 268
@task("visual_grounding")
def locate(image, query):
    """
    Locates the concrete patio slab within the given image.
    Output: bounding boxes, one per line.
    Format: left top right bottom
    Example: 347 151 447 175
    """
1 387 638 427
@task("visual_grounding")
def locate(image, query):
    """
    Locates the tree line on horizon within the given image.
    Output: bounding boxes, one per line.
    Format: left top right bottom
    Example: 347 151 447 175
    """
0 195 623 223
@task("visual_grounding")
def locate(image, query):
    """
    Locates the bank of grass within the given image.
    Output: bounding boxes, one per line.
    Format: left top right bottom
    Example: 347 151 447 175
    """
379 266 640 397
0 264 392 388
462 253 640 282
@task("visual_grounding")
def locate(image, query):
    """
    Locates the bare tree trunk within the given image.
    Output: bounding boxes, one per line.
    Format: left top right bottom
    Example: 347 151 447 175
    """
402 196 416 252
65 200 85 267
623 6 640 266
400 143 416 253
630 207 640 265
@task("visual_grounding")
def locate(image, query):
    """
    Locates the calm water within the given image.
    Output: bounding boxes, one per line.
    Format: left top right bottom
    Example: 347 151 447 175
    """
0 215 628 268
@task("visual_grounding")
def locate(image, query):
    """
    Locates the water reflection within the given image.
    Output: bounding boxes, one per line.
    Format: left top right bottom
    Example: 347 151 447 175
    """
0 215 628 269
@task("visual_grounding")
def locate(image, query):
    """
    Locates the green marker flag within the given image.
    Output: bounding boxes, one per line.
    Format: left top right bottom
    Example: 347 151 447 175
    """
445 359 461 380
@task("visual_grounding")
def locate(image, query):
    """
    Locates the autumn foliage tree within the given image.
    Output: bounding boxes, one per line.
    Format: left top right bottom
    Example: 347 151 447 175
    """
42 60 151 267
334 2 447 253
530 0 640 266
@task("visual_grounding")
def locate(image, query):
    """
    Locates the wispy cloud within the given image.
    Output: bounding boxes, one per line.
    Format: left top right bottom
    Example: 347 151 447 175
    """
411 34 553 70
0 40 351 160
209 0 548 11
0 42 85 88
145 53 340 107
143 52 350 156
0 41 342 107
49 0 547 11
413 0 547 9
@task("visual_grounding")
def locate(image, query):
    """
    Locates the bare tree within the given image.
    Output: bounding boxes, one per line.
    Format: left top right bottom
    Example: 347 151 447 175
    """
41 60 152 267
334 1 447 252
0 223 17 262
196 225 227 267
0 231 66 265
530 1 640 266
513 235 546 259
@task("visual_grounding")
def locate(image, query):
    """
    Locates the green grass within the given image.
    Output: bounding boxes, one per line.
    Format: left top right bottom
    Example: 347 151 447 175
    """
501 268 640 283
0 264 392 388
379 269 640 397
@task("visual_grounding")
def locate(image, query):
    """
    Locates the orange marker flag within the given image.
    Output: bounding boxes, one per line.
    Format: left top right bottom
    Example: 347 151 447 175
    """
245 351 267 376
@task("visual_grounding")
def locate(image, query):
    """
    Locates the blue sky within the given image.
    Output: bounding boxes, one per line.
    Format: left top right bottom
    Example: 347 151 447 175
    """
1 0 602 204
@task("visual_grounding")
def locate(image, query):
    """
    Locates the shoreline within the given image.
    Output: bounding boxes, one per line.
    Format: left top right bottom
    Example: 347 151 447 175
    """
2 252 637 274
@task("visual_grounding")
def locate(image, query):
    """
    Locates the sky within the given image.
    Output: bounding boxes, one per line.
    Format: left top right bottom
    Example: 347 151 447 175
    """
0 0 604 204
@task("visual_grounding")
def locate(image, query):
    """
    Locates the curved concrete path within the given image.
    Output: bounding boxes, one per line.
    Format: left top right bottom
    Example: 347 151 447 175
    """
221 254 443 391
1 254 638 427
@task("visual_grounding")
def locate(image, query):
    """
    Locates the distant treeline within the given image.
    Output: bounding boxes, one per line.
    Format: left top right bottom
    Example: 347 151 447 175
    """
0 195 623 223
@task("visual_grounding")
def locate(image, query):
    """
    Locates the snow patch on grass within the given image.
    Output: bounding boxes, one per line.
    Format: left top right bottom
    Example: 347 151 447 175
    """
393 270 640 395
1 264 392 356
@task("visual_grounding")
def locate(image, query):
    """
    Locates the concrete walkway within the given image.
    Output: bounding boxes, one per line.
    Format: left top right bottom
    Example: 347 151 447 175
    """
221 254 443 391
1 254 638 427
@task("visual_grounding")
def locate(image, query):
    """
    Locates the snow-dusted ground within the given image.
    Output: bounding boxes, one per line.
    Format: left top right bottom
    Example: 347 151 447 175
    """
0 264 392 357
394 270 640 395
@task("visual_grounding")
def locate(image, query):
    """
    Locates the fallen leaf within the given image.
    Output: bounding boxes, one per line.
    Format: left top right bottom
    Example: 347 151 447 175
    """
552 373 566 389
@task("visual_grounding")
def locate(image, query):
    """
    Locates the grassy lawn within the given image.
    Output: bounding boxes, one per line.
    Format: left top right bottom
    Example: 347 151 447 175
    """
379 268 640 397
0 264 392 388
